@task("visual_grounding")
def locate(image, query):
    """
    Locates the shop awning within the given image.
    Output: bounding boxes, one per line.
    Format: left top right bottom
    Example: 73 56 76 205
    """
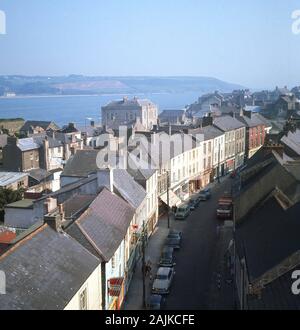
160 190 182 207
108 277 124 297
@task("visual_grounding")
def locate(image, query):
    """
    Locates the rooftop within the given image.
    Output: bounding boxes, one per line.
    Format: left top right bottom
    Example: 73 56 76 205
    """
0 172 28 187
213 115 245 132
17 138 40 152
6 199 34 209
0 224 100 310
103 97 156 109
75 188 135 262
61 149 99 177
236 197 300 282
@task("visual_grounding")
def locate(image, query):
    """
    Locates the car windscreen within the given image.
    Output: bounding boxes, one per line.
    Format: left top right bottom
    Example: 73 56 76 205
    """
156 274 167 280
218 204 231 210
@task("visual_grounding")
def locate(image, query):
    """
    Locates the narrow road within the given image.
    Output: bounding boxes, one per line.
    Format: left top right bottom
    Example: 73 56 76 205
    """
165 178 232 310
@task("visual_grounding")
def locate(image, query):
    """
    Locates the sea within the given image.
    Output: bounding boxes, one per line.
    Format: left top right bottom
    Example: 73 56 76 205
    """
0 92 200 127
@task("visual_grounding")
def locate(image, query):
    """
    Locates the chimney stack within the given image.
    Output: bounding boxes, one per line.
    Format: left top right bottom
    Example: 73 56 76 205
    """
43 137 50 171
97 167 114 192
7 136 18 146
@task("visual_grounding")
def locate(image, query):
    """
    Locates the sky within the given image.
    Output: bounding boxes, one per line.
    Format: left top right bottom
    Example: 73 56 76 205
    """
1 0 300 89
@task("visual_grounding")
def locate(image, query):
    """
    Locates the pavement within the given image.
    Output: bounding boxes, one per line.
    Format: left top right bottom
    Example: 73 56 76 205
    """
123 176 236 310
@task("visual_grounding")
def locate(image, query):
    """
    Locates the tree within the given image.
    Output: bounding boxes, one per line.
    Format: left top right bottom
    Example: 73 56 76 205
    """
0 187 24 222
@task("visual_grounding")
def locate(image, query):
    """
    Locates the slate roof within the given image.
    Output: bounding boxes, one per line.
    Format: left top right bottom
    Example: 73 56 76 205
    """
61 150 99 177
236 114 265 128
32 135 63 149
29 169 52 182
253 113 272 128
76 188 135 262
127 168 156 182
0 172 28 187
159 110 185 118
113 169 147 209
103 97 156 109
281 130 300 156
188 125 224 141
213 115 245 132
247 267 300 310
63 194 96 219
236 198 300 282
17 138 40 152
20 121 59 132
0 225 100 310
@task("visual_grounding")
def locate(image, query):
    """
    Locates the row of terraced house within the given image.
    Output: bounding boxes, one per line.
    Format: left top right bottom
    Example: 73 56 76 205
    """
0 97 271 310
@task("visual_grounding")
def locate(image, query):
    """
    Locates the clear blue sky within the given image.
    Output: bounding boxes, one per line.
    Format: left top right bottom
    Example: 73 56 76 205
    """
1 0 300 88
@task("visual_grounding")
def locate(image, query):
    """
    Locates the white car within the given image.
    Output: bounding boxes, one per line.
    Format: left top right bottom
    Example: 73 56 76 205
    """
152 267 175 295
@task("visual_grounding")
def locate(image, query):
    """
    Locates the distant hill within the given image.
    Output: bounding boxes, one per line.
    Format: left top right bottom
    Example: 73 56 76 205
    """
0 75 245 96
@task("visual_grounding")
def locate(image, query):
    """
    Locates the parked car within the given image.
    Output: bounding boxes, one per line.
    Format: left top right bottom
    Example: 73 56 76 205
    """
198 188 212 201
189 196 200 210
175 205 190 220
165 237 181 250
159 246 176 267
152 267 175 295
168 229 182 242
147 294 165 310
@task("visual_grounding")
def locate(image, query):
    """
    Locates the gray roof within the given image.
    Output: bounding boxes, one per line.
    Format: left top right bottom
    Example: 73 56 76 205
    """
0 225 100 310
61 150 99 177
247 267 300 310
281 130 300 156
32 135 63 149
29 169 52 182
103 97 156 109
63 194 96 219
236 197 300 282
127 167 156 182
20 121 59 132
236 114 266 128
188 125 224 141
213 116 245 132
0 172 28 187
76 188 135 261
159 110 185 117
113 169 147 209
17 138 40 152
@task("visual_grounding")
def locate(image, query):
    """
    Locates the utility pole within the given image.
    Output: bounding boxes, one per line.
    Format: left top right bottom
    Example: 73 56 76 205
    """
141 220 147 309
166 171 170 229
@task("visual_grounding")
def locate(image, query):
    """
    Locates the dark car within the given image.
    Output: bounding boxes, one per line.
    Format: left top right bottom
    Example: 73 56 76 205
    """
189 196 200 210
159 246 176 267
147 294 165 310
198 188 212 201
165 237 181 250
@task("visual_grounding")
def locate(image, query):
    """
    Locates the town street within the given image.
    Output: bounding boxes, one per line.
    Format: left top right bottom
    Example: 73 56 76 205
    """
164 178 234 310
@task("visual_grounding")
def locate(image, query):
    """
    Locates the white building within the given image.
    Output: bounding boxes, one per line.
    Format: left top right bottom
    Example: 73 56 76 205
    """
102 97 158 131
213 116 246 172
66 188 136 310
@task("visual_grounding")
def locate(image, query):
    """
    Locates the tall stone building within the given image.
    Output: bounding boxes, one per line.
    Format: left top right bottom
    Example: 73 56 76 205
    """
101 97 158 131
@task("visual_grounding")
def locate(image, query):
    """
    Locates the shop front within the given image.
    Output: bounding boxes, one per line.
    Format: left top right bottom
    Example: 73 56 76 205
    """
107 277 125 310
225 158 235 173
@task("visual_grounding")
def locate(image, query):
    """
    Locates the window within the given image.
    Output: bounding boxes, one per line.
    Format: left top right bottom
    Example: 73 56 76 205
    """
111 254 116 270
79 288 88 311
